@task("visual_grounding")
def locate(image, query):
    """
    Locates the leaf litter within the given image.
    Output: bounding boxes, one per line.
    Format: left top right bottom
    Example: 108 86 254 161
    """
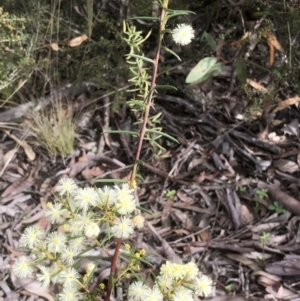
2 2 300 301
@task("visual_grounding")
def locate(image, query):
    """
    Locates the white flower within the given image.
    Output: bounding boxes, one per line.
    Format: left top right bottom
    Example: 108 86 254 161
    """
111 217 134 238
59 267 80 288
85 262 96 274
58 288 80 301
66 218 84 236
57 177 77 196
74 212 94 232
160 261 175 279
46 231 67 253
132 215 145 229
128 281 150 301
172 24 195 46
194 275 213 297
116 196 136 215
75 187 98 211
45 202 69 224
61 246 79 266
97 186 118 206
172 263 186 280
84 222 100 238
20 226 44 249
69 237 85 251
115 183 136 215
156 275 172 293
37 266 52 287
183 261 199 280
12 256 33 278
172 287 194 301
145 286 163 301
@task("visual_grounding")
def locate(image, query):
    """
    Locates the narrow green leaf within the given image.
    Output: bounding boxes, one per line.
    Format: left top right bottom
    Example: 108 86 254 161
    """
92 179 129 184
103 130 139 136
235 55 247 85
202 31 216 51
86 0 93 39
129 16 160 21
166 9 195 18
125 54 154 64
154 85 177 90
162 46 181 61
136 173 145 181
127 100 147 109
145 129 179 143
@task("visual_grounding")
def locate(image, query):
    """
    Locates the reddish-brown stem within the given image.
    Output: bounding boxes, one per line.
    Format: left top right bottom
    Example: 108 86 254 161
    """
104 2 168 301
129 4 167 187
104 238 122 301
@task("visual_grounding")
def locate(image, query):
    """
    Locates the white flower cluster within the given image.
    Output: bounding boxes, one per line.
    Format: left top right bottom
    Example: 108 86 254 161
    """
172 24 195 46
50 177 144 239
12 177 145 299
128 261 213 301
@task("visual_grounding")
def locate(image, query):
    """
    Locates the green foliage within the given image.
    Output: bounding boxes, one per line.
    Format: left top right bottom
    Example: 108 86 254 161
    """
256 188 268 200
166 189 176 198
260 232 271 246
268 201 287 214
185 57 223 86
239 186 247 192
0 7 34 100
254 202 262 213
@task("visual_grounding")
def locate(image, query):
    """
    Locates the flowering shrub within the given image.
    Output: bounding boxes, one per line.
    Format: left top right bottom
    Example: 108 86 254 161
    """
13 178 145 299
12 1 213 300
129 261 212 301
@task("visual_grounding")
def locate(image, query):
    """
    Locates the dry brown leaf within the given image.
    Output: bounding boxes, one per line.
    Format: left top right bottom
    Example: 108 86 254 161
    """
10 270 55 301
0 148 3 170
267 39 275 65
68 34 88 47
267 34 284 53
273 96 300 113
161 197 173 227
4 130 36 161
3 149 17 166
206 297 247 301
258 276 279 287
226 253 260 271
265 285 297 300
239 204 254 226
273 159 299 173
1 174 34 197
176 191 194 205
246 79 268 93
266 259 300 276
251 269 282 282
50 43 59 51
250 222 281 233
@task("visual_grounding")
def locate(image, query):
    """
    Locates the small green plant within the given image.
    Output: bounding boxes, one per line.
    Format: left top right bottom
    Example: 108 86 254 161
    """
225 284 234 292
256 188 268 200
260 232 271 246
166 189 176 198
239 186 247 192
268 201 287 214
254 202 262 213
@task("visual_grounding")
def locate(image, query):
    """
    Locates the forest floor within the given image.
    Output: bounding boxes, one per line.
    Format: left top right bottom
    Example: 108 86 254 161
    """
1 1 300 301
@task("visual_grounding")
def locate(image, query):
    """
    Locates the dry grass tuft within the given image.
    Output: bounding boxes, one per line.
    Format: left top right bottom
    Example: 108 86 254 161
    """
28 100 76 156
